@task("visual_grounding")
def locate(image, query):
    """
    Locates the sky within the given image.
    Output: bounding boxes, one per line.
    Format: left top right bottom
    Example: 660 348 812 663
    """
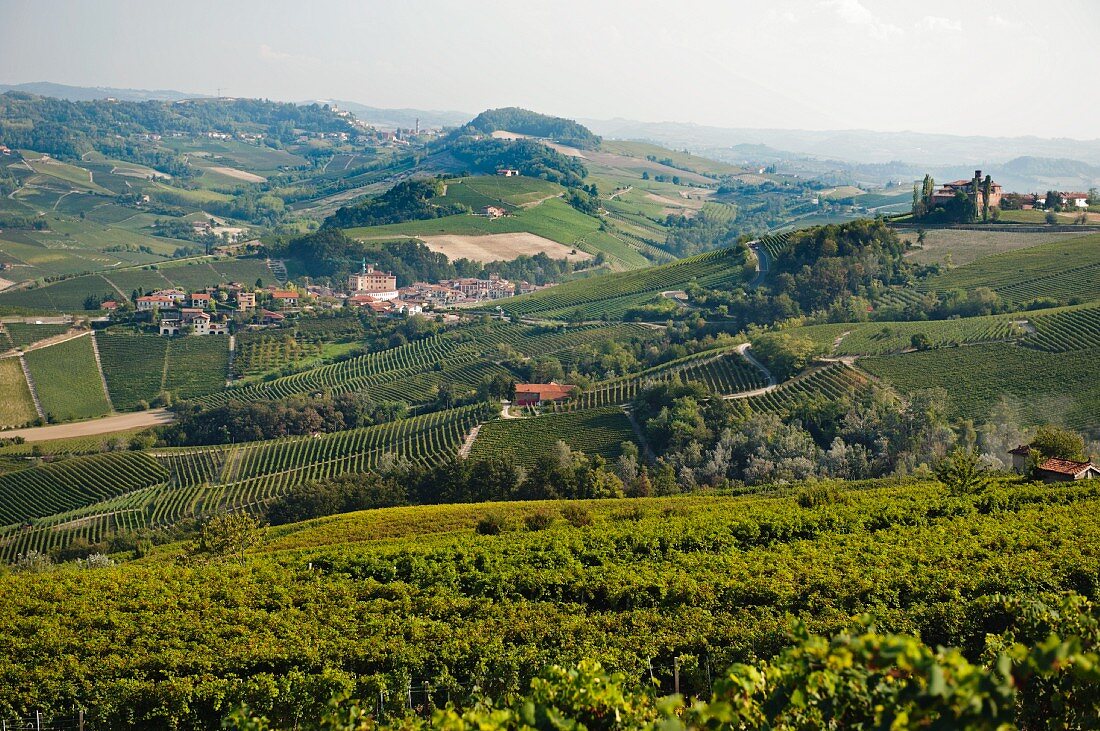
2 0 1098 139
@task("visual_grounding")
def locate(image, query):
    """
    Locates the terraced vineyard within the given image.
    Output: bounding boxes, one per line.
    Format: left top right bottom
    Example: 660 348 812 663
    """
23 335 111 421
859 343 1100 431
199 323 654 407
1023 303 1100 352
915 233 1100 306
787 314 1024 356
0 451 167 526
491 246 745 320
744 363 871 415
556 349 767 411
96 331 170 410
0 405 484 560
758 231 793 259
469 406 635 466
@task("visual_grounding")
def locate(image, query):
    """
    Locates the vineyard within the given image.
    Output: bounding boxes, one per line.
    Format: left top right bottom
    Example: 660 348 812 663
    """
23 335 111 421
0 451 167 526
786 314 1025 356
859 343 1100 432
915 233 1100 306
757 231 793 259
490 246 746 320
1022 302 1100 352
2 480 1099 727
554 348 767 411
468 406 636 466
231 332 322 378
96 332 170 410
197 323 655 408
2 322 70 350
0 405 487 560
743 362 871 416
163 335 230 399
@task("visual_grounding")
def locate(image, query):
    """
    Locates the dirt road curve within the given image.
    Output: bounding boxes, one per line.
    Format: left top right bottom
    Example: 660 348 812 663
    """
0 409 175 442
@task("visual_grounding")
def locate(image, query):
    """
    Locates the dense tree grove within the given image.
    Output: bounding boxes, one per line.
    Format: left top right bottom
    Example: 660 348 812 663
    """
462 107 601 149
324 179 465 229
163 392 408 446
447 137 588 188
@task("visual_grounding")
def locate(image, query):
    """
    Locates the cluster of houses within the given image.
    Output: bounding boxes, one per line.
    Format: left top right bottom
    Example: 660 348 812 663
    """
134 285 298 336
929 171 1004 209
1009 191 1093 210
343 264 551 312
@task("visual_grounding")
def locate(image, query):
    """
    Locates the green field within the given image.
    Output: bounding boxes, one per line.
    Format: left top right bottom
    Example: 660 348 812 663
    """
0 356 38 427
347 196 651 269
859 343 1100 432
785 313 1024 355
896 228 1082 266
23 335 110 421
469 406 636 466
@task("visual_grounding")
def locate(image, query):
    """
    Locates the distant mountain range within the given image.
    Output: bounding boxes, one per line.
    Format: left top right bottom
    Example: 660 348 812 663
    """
0 81 207 102
581 118 1100 168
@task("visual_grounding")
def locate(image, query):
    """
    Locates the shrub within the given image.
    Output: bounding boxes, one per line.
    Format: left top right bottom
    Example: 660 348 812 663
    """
524 510 554 531
796 482 845 508
12 550 52 573
476 513 507 535
560 504 592 527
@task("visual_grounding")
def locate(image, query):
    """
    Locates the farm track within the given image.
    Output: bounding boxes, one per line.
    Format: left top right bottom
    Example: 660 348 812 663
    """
18 355 44 419
88 333 114 412
0 408 174 441
723 343 777 399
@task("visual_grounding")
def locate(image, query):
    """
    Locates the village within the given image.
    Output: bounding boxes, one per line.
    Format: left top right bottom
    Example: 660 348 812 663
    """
116 259 556 337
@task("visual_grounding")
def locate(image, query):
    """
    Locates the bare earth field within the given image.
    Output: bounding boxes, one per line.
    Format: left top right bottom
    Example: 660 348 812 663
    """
901 229 1086 266
206 166 266 183
421 233 594 263
0 408 175 441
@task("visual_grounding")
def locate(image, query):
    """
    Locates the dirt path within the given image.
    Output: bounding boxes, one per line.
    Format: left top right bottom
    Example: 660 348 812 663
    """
457 424 482 458
14 328 88 354
88 332 114 411
0 408 175 442
724 343 778 400
607 186 633 201
833 330 852 352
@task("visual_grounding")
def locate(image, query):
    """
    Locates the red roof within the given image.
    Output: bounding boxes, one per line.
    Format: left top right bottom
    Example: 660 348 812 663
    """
260 309 285 320
1038 458 1095 476
515 383 575 401
272 290 298 299
191 292 211 300
137 295 174 303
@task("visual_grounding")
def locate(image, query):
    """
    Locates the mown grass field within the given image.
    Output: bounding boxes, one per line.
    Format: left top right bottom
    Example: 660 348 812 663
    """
859 343 1100 432
23 335 110 421
0 356 38 427
347 196 651 268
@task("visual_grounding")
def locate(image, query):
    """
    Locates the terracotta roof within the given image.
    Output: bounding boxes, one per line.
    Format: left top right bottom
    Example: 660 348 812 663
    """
515 383 575 401
1038 458 1095 476
272 290 298 298
137 295 174 303
191 293 211 299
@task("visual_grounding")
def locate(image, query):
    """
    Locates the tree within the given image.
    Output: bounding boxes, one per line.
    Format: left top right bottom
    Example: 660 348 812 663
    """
910 333 931 351
1088 188 1099 206
187 511 262 565
1045 211 1058 225
982 174 992 223
1044 190 1062 211
935 447 991 495
1029 425 1086 461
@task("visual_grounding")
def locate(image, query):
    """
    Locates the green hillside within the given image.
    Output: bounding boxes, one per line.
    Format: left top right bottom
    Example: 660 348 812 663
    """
2 480 1099 727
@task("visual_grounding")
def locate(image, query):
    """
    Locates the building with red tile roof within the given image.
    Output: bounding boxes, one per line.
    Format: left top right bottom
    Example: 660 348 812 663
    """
514 382 576 407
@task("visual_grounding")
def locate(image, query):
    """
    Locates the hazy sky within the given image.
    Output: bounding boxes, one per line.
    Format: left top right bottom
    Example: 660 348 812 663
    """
2 0 1097 138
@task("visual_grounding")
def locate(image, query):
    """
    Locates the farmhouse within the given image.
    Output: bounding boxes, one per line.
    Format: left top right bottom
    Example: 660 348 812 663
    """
514 382 576 407
497 168 520 176
479 205 507 219
152 288 187 303
1035 458 1100 482
347 264 398 301
189 292 212 308
136 295 176 311
100 300 118 311
1063 192 1090 209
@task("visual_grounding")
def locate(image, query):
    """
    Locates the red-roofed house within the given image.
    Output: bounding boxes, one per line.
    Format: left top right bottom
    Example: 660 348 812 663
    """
514 382 576 407
1036 458 1100 483
272 289 299 307
1063 192 1091 209
101 300 118 311
136 295 175 311
190 292 212 308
